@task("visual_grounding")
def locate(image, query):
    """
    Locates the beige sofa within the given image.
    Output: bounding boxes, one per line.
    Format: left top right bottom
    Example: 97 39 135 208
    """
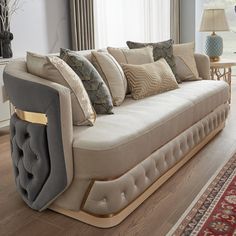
3 51 229 228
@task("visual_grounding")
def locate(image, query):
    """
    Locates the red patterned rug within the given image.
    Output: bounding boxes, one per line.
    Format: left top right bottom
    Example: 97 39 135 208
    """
168 154 236 236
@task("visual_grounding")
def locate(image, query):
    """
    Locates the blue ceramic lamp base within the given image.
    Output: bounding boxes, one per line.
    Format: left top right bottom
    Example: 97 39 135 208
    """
205 32 223 62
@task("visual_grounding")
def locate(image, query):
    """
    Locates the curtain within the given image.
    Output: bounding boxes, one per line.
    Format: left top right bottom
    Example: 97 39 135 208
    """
170 0 180 44
94 0 170 49
70 0 95 50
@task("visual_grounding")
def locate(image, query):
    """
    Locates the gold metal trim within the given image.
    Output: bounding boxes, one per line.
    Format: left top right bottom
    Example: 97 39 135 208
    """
15 108 48 125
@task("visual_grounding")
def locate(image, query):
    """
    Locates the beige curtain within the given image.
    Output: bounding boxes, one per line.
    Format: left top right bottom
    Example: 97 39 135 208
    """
170 0 180 44
70 0 95 50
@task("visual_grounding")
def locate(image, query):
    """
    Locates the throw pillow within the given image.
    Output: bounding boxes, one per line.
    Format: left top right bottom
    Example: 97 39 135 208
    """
121 58 179 100
91 51 127 106
26 52 96 126
107 46 154 65
173 42 200 81
60 48 113 114
126 39 181 83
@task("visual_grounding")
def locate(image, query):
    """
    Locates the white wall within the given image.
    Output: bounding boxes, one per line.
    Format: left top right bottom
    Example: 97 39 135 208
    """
180 0 196 43
10 0 71 57
195 0 207 53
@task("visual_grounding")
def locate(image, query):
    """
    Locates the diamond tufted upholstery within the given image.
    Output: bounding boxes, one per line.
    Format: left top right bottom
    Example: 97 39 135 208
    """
10 114 50 204
83 103 229 215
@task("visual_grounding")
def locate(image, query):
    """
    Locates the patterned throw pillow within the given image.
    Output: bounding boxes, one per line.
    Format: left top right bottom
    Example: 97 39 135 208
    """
173 42 200 81
91 51 127 106
122 58 179 100
26 52 96 126
60 48 113 114
107 46 154 94
126 39 181 83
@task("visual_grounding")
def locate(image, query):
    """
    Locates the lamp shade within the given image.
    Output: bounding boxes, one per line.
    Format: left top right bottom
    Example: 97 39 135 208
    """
199 9 229 32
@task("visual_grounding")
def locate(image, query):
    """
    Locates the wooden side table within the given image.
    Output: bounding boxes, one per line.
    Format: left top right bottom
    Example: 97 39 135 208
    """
210 59 236 103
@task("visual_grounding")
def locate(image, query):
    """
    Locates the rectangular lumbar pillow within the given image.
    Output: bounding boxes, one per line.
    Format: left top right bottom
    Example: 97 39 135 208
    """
107 46 154 65
107 46 154 94
173 42 200 81
126 39 180 83
60 48 113 114
91 51 127 106
26 52 96 126
122 58 179 100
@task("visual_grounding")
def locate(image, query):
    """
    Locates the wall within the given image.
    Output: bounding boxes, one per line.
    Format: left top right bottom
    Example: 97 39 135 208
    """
10 0 71 57
195 0 206 52
180 0 196 43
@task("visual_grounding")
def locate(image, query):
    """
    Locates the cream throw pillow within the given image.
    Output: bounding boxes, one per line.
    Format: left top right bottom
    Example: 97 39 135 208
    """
173 42 200 81
122 58 179 100
107 46 154 65
107 47 154 94
91 51 127 106
26 52 96 126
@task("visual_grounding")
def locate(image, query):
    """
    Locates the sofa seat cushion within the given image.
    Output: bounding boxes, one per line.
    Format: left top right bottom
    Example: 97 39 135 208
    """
72 80 229 180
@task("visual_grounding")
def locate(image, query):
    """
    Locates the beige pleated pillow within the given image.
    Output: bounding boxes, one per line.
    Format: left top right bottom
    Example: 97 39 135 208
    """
173 42 200 81
91 51 127 106
122 58 179 100
107 46 154 66
26 52 96 126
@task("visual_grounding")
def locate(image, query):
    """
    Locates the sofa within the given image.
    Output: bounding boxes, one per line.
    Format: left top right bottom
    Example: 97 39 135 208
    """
3 51 229 228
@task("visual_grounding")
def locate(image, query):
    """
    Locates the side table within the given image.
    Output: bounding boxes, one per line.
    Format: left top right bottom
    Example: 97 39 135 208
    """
210 59 236 103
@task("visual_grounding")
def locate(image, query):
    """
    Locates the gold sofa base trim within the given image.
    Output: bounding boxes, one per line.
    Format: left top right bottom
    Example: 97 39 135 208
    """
15 108 48 125
50 122 225 228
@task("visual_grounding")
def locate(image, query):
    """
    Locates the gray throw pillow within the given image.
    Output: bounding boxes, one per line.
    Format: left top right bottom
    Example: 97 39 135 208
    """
126 39 181 83
60 48 113 114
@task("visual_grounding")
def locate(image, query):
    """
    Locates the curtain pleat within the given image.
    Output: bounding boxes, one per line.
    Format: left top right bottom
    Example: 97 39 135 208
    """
170 0 180 44
70 0 95 50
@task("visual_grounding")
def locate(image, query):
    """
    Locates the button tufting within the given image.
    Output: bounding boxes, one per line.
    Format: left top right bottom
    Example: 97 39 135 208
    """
27 173 33 179
25 133 30 139
15 167 19 176
102 197 107 202
19 149 23 157
21 188 28 197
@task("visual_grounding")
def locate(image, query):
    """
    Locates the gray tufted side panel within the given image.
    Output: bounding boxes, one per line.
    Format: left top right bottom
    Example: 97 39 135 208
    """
10 114 50 204
4 70 69 211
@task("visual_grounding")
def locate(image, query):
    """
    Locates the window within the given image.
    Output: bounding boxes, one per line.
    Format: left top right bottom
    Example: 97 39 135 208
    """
94 0 170 48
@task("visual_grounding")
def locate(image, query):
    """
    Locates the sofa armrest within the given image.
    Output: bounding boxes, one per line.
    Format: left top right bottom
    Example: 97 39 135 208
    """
194 53 211 80
3 60 73 211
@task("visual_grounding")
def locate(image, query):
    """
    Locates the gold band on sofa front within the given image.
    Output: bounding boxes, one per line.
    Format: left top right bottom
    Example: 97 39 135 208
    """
15 108 48 125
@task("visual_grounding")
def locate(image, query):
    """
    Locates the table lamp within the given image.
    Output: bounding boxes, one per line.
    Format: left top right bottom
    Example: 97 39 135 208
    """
199 8 229 62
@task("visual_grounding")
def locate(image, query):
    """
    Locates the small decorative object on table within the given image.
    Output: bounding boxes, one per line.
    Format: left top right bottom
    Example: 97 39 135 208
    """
199 8 230 62
210 58 236 103
0 0 23 58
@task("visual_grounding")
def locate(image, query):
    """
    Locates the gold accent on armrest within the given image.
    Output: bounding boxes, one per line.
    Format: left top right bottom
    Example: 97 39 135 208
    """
15 109 48 125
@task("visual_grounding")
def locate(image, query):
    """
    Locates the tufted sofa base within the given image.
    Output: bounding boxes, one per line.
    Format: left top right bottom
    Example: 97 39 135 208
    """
50 103 228 228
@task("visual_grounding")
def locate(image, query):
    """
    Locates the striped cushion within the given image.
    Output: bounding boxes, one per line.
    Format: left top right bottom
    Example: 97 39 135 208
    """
122 59 179 100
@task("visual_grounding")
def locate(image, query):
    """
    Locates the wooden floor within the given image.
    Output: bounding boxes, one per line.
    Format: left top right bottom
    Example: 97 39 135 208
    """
1 81 236 236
